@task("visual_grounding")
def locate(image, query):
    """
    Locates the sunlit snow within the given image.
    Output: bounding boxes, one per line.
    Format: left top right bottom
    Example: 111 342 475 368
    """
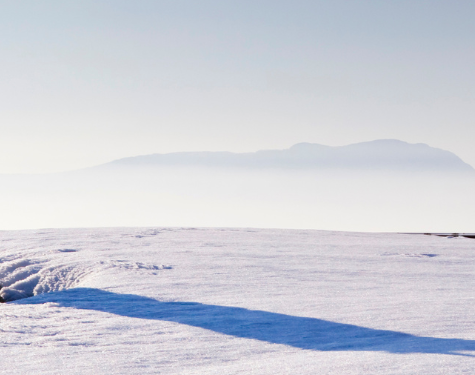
1 227 474 374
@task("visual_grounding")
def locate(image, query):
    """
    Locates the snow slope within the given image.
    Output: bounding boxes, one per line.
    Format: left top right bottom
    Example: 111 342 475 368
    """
1 227 474 374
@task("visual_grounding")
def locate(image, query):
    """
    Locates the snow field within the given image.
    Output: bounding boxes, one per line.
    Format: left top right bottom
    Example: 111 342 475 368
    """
0 227 474 374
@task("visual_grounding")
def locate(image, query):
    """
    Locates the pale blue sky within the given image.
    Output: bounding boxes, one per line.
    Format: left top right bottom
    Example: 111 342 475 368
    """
1 0 474 173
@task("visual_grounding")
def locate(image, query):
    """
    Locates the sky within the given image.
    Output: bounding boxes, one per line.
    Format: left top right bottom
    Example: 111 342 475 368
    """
1 0 475 174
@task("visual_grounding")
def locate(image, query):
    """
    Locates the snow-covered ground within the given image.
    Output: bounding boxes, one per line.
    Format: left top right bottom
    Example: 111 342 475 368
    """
1 227 474 374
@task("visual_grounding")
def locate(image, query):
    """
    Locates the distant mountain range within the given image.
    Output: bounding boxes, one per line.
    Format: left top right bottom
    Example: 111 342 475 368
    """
101 140 474 172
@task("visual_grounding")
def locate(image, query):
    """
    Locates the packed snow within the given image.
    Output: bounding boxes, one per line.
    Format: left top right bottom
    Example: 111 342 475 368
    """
1 227 474 374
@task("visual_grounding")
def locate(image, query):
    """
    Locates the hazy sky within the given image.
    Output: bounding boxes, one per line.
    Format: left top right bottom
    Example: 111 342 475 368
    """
1 0 475 173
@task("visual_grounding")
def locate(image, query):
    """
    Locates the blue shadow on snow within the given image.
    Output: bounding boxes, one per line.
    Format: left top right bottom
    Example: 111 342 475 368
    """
16 288 475 356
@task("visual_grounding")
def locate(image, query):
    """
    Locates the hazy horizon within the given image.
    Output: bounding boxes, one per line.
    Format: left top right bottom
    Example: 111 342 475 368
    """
1 163 474 232
1 1 474 232
2 1 475 174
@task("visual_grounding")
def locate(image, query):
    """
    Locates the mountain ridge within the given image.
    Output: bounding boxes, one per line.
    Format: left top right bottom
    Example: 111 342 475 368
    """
99 139 474 173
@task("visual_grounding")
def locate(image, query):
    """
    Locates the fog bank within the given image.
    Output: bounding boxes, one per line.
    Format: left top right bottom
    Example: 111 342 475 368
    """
1 166 473 232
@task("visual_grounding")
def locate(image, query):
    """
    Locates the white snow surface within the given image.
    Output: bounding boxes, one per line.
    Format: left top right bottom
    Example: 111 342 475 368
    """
0 227 474 374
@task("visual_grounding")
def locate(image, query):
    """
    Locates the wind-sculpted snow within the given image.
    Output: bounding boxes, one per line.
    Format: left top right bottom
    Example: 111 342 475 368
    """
1 227 475 374
0 258 172 302
0 259 83 302
0 230 172 302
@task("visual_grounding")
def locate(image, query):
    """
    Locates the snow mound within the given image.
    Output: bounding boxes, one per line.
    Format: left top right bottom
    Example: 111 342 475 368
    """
0 256 172 302
0 259 90 302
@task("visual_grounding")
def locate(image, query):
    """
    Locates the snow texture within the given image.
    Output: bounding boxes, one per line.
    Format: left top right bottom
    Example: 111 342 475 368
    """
1 227 474 374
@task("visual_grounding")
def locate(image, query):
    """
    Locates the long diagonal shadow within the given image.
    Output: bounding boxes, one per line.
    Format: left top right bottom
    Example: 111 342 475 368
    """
15 288 475 356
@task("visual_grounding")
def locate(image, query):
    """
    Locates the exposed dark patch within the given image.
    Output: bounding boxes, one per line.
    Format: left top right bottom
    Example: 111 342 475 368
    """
381 253 439 258
133 229 161 238
102 260 173 271
201 243 225 248
57 249 78 253
406 233 475 240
